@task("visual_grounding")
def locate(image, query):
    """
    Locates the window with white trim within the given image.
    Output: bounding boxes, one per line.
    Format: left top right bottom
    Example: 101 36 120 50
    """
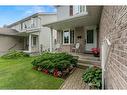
73 5 86 15
63 29 74 44
63 30 70 44
33 36 37 46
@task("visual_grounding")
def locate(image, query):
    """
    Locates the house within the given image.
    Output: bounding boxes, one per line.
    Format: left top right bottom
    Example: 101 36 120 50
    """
43 6 102 53
43 6 127 89
0 13 57 54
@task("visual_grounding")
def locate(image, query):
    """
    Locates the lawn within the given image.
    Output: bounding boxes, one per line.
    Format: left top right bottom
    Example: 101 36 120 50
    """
0 57 64 89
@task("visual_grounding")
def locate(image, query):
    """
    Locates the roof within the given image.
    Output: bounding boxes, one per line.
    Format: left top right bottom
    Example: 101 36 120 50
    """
0 28 19 36
7 12 56 28
43 6 102 30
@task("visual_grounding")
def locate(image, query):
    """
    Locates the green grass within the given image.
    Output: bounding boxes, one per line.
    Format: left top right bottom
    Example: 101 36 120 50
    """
0 57 64 89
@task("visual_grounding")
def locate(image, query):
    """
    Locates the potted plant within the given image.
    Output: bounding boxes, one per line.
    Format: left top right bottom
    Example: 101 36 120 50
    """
91 48 100 57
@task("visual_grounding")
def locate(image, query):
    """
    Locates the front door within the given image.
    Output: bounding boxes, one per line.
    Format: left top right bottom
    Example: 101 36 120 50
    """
85 26 97 52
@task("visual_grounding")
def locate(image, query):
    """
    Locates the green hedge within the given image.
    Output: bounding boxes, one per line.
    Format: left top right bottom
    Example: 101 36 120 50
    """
1 50 29 59
82 67 102 89
31 52 78 71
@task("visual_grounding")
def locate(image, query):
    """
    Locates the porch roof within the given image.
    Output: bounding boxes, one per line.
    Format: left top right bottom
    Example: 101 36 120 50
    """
43 6 102 30
16 28 40 36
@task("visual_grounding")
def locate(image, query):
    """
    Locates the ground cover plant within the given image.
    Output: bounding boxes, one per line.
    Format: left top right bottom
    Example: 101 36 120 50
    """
1 50 29 59
82 66 102 89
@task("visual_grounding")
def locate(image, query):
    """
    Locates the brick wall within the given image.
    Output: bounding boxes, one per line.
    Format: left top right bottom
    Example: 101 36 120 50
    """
100 6 127 89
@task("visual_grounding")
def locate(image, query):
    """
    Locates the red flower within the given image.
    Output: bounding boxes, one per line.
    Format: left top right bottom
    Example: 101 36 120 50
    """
91 48 100 54
53 69 59 77
43 69 49 74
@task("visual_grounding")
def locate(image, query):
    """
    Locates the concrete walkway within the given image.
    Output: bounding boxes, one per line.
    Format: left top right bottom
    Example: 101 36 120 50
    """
60 68 89 89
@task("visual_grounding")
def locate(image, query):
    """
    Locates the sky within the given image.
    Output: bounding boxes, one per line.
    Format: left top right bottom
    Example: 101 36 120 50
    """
0 5 56 27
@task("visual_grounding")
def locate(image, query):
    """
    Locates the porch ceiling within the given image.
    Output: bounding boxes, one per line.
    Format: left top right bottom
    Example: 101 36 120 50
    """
43 6 102 30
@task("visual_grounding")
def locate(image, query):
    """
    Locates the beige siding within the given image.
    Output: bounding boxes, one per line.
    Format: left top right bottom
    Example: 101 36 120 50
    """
8 14 57 52
0 35 24 52
40 14 57 25
57 6 70 20
100 6 127 89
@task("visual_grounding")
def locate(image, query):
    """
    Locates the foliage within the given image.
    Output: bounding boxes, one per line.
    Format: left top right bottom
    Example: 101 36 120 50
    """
31 52 78 71
1 50 29 59
82 67 102 89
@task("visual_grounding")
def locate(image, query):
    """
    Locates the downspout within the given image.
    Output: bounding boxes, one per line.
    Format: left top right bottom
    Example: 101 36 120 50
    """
102 37 111 89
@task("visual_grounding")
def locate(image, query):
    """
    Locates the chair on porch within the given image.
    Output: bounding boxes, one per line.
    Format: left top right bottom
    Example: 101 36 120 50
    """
71 43 80 53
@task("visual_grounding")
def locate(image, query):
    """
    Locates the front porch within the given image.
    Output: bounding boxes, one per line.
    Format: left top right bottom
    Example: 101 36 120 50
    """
17 31 40 54
43 6 102 54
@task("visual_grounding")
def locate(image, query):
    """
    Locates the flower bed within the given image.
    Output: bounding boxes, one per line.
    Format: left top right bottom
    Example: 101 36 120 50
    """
82 66 102 89
31 52 78 78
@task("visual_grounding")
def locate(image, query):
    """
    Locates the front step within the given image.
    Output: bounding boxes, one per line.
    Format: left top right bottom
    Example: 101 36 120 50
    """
76 57 101 69
77 63 91 69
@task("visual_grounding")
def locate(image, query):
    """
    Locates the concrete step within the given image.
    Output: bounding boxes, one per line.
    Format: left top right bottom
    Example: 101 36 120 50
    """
77 62 101 69
77 63 91 69
78 58 101 64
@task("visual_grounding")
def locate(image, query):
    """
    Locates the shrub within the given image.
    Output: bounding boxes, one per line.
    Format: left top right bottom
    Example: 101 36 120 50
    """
1 50 29 59
31 52 78 75
82 67 102 89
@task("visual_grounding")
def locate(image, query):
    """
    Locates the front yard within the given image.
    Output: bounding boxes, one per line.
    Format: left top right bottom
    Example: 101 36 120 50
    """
0 57 64 89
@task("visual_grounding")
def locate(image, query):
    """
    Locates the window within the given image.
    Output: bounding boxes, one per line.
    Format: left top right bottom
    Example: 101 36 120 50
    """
73 5 86 15
70 30 74 43
63 29 74 44
70 6 73 16
63 30 70 44
33 36 37 46
87 30 94 43
31 18 36 28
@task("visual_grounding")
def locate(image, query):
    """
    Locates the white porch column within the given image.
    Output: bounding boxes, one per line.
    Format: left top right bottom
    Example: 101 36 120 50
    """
50 28 53 52
29 33 32 52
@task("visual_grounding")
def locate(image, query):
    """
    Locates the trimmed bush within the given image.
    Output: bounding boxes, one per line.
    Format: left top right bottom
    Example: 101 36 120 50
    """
1 50 29 59
82 67 102 89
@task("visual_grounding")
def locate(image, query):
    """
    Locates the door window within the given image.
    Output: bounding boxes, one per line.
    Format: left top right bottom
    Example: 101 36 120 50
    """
87 30 94 43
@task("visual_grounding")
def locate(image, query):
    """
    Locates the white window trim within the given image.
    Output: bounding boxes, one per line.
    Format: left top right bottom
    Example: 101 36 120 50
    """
32 36 37 47
63 29 70 45
73 5 87 16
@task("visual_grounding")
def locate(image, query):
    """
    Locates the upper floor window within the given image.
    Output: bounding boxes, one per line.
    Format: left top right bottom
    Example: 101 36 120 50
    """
73 6 86 15
31 18 36 28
